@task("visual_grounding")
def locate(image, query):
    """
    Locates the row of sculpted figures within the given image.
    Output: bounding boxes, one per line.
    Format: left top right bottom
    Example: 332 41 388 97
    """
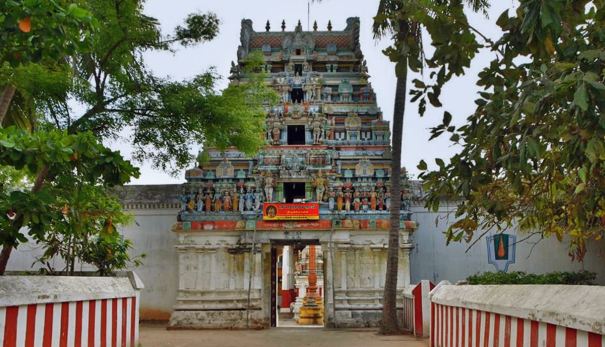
179 186 266 213
326 185 412 212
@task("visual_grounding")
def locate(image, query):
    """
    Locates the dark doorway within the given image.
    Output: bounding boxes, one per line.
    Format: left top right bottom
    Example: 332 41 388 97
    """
287 125 305 145
290 89 304 103
295 64 302 75
284 182 306 203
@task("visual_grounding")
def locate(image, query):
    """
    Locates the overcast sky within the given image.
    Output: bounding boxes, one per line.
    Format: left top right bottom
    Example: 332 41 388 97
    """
119 0 516 185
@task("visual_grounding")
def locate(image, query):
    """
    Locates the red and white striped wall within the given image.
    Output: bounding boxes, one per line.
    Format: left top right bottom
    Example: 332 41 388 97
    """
0 296 140 347
402 292 415 333
402 280 435 337
431 303 605 347
429 283 605 347
0 273 143 347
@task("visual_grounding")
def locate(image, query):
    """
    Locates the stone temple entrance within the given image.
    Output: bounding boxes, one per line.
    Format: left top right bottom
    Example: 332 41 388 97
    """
168 17 417 330
168 226 414 330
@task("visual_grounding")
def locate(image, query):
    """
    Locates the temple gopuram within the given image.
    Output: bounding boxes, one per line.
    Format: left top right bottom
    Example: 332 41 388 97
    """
168 18 417 329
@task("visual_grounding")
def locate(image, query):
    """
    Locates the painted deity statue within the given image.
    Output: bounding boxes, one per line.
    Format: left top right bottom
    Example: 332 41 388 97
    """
197 188 204 212
310 113 327 144
370 187 377 211
205 191 212 212
232 188 239 212
328 188 335 210
245 188 253 211
239 187 246 212
180 190 188 212
354 189 361 211
362 190 369 211
264 172 275 202
188 191 196 211
312 170 328 202
344 188 352 211
213 189 222 212
385 188 392 210
336 188 344 211
223 190 231 211
253 188 263 211
291 72 303 90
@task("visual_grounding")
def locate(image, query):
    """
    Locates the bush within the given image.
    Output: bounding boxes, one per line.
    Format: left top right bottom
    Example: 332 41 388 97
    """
466 270 597 285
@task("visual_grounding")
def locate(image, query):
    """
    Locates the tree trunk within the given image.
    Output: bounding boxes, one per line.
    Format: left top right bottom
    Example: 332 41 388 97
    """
0 246 14 275
0 84 16 125
0 166 50 275
379 69 407 335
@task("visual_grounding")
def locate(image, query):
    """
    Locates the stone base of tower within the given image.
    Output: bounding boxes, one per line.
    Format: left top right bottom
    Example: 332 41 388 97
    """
298 306 323 325
168 310 269 330
297 296 323 325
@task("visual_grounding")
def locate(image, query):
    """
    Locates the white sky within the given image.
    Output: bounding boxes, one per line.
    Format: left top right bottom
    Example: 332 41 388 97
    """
120 0 516 185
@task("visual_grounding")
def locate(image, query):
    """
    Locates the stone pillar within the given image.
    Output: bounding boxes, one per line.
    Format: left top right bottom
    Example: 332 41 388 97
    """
292 276 307 319
298 245 323 324
322 243 335 327
305 124 312 144
305 183 313 202
281 246 295 309
276 182 284 202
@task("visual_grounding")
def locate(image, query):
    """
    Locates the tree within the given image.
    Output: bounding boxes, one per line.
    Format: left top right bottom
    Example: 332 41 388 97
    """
0 127 140 274
418 1 605 260
372 0 423 334
372 0 489 333
1 0 272 274
0 0 95 122
312 0 489 333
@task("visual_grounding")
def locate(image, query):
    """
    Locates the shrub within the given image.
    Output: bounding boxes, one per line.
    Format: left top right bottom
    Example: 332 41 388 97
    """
466 270 596 285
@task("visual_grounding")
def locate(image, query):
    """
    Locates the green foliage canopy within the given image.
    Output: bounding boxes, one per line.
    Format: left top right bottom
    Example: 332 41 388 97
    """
0 0 274 274
414 0 605 260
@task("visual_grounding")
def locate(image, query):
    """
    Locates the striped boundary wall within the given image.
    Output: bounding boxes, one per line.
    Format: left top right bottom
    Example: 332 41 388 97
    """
402 289 414 333
402 280 435 337
0 272 143 347
430 282 605 347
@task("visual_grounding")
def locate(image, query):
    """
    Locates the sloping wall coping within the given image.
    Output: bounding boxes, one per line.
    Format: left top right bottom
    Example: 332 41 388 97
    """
430 284 605 335
0 272 144 308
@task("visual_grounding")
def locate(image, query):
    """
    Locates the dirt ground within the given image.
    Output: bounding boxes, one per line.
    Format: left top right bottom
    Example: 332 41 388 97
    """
139 323 430 347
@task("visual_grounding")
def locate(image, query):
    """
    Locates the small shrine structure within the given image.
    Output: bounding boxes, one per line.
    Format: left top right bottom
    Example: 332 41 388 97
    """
169 18 416 329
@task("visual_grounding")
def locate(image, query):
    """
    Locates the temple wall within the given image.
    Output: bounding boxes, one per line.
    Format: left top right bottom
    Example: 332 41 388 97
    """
331 240 411 327
6 191 605 326
165 228 413 329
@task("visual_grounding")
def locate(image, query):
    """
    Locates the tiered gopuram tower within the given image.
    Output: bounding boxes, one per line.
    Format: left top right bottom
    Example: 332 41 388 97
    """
169 18 416 329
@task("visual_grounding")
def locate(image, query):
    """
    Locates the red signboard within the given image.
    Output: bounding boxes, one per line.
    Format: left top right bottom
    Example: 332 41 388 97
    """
263 203 319 220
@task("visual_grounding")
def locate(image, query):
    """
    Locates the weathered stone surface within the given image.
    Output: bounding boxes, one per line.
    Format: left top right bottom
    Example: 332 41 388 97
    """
168 310 269 330
0 273 140 307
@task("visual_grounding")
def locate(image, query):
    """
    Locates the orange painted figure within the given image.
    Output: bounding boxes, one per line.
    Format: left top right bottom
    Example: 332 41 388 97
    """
232 190 239 211
344 189 352 211
354 190 361 211
205 192 211 212
336 188 344 211
213 190 222 212
223 191 231 211
370 188 377 210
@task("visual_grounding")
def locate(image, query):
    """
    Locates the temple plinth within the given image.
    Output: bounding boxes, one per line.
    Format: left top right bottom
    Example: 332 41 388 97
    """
298 245 323 325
